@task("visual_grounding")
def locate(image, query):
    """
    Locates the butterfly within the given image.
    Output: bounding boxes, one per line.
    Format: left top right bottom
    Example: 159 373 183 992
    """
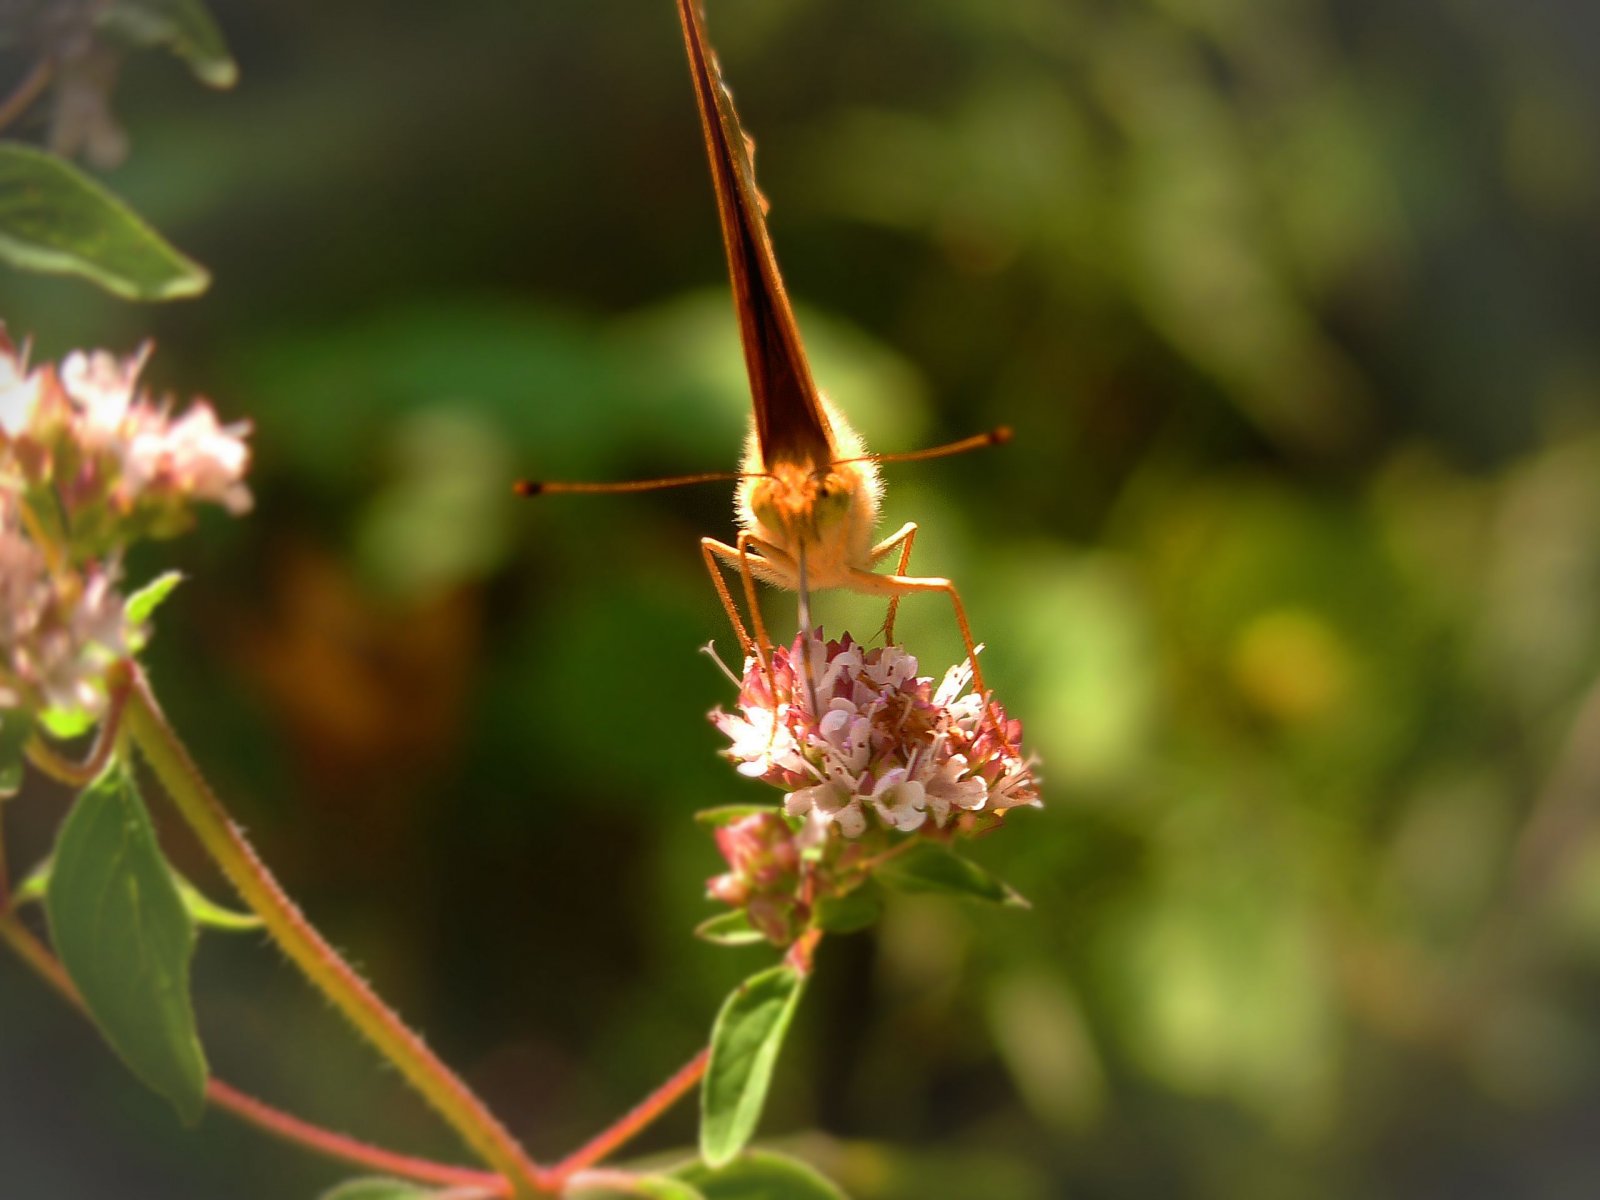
522 0 1009 711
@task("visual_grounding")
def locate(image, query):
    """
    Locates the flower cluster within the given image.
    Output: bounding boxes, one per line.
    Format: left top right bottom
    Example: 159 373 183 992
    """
704 631 1039 945
712 630 1039 838
0 326 252 723
705 811 804 944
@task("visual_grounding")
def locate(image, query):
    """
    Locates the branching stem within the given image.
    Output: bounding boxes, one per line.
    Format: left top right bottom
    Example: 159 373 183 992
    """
546 1048 710 1185
118 663 547 1198
0 911 507 1192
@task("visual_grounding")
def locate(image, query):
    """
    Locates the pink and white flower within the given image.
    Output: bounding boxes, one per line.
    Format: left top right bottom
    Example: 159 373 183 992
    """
711 630 1040 839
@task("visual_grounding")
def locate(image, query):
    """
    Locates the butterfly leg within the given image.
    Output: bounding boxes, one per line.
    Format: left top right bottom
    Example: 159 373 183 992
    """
846 565 1019 758
704 534 793 697
868 522 918 644
735 531 776 677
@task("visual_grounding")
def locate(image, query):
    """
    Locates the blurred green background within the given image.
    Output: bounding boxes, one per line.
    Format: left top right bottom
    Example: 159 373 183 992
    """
5 0 1600 1196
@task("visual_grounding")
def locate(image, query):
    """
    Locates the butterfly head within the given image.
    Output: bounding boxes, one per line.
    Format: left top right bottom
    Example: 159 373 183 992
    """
737 396 883 580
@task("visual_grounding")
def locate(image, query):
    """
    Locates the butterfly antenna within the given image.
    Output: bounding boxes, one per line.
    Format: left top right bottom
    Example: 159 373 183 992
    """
834 426 1012 470
514 468 760 497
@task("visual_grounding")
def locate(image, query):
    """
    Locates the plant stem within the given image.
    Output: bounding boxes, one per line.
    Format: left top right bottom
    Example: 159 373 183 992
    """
546 1048 710 1184
0 911 507 1193
0 58 52 134
119 664 547 1198
208 1080 507 1195
24 676 130 788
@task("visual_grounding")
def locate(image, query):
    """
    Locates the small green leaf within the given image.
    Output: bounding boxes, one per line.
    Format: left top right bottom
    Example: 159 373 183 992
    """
98 0 238 88
812 883 882 934
319 1180 443 1200
171 870 262 932
126 571 184 650
318 1180 450 1200
675 1150 848 1199
0 142 210 300
694 805 776 828
700 963 806 1167
567 1174 707 1199
36 704 96 740
876 843 1028 908
46 763 208 1123
0 709 29 797
695 910 767 947
13 855 51 905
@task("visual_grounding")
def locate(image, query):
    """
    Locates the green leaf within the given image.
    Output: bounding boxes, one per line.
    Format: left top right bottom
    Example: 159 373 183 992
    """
812 882 883 934
875 843 1028 908
694 804 776 828
125 571 184 651
318 1180 444 1200
171 870 262 931
46 763 208 1122
676 1150 848 1200
13 855 50 905
0 709 29 798
36 704 97 740
98 0 238 88
695 910 767 947
0 142 210 300
567 1174 707 1199
700 963 806 1167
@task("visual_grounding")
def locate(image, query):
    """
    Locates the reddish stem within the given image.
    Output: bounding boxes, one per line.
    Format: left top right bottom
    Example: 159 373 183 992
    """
122 665 547 1196
24 675 130 789
207 1080 505 1194
0 912 506 1192
543 1048 710 1186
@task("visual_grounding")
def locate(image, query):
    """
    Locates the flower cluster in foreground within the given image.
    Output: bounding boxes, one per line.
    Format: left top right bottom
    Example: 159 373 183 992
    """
706 631 1039 944
0 326 251 723
712 631 1038 836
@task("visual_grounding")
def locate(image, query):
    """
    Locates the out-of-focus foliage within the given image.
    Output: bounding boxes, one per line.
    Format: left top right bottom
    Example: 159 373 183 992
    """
2 0 1599 1196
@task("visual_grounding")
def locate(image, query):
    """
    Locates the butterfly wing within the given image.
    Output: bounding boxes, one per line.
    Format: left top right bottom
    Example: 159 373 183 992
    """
675 0 835 473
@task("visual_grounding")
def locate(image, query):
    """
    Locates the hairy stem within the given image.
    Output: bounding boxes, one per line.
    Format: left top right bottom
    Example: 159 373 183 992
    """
119 664 546 1197
0 912 507 1192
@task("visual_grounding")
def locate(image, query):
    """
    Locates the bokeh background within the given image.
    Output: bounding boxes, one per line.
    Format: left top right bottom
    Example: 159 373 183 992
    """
5 0 1600 1196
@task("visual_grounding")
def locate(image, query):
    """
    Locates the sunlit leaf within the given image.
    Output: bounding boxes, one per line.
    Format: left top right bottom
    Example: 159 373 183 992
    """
676 1150 847 1199
700 964 806 1167
46 763 208 1122
567 1174 706 1199
876 843 1027 908
695 910 766 947
12 855 50 906
318 1180 441 1200
98 0 238 88
171 870 262 932
125 571 184 652
0 142 209 300
36 704 96 740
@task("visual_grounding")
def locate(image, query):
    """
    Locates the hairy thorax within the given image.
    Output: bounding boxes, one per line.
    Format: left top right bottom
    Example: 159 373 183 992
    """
738 455 882 590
